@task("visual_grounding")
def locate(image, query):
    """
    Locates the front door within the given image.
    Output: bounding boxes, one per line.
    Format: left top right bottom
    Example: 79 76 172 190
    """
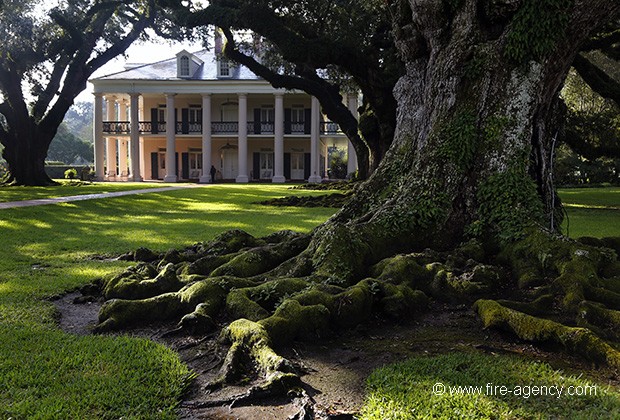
291 153 304 180
260 152 274 179
158 152 166 180
221 148 238 179
189 151 202 179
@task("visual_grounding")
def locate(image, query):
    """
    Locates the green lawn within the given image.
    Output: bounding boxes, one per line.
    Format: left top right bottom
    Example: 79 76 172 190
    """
1 183 617 418
559 187 620 238
0 183 337 418
360 353 620 419
0 181 166 202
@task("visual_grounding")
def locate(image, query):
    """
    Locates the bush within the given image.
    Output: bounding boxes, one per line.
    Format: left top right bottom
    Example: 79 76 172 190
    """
64 168 78 180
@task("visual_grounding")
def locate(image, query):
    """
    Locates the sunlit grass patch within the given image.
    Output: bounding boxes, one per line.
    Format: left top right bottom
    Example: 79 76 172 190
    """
0 183 337 417
0 181 166 202
360 352 620 419
558 187 620 238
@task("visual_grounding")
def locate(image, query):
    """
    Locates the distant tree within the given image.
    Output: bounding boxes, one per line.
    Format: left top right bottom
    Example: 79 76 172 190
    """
0 0 180 186
47 123 94 164
64 102 94 144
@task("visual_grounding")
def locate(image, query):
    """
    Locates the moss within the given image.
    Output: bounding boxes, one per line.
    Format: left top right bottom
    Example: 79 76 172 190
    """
103 263 184 300
183 253 239 276
497 294 554 316
258 300 330 346
370 254 434 290
378 284 429 320
474 299 620 369
211 236 310 278
225 278 310 321
221 319 295 376
577 301 620 341
202 229 265 256
96 292 187 332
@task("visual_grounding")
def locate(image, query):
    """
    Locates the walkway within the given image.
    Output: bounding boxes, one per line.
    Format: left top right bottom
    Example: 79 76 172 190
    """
0 185 200 210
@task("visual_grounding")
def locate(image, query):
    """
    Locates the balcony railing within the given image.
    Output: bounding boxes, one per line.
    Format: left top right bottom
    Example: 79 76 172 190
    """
102 120 344 135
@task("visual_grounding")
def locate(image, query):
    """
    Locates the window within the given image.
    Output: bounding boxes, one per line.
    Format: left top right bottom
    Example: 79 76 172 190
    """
189 105 202 123
219 60 231 77
179 55 190 77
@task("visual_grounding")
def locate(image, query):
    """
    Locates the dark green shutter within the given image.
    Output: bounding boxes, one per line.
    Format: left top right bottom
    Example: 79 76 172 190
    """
304 109 311 134
151 152 158 179
150 108 158 134
175 152 179 178
181 153 189 179
304 153 311 180
253 152 260 180
284 153 291 179
181 108 189 134
284 109 292 134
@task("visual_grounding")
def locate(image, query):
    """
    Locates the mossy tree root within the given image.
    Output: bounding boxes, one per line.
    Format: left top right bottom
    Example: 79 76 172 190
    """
474 299 620 369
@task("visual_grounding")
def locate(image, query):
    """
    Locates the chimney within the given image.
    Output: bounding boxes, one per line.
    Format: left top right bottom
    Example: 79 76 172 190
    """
214 27 223 55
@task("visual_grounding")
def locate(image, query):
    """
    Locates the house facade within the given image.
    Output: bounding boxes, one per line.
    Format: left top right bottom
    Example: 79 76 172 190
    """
90 49 358 183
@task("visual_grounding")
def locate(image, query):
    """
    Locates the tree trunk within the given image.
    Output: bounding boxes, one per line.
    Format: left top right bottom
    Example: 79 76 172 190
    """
2 122 56 186
302 0 619 280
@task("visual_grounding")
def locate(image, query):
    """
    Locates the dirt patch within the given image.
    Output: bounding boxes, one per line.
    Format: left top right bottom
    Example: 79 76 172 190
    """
54 296 617 419
256 193 350 208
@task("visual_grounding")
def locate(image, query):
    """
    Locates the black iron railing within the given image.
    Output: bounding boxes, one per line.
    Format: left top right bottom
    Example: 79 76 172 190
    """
102 120 344 135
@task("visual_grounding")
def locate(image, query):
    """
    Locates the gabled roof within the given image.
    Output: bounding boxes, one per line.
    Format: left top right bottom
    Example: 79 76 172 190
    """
92 49 260 82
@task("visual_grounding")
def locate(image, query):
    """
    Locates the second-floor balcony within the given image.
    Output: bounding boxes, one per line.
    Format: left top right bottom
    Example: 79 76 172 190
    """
102 120 344 136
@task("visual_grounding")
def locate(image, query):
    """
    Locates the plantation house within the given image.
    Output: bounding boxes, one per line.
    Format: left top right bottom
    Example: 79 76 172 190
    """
90 49 358 183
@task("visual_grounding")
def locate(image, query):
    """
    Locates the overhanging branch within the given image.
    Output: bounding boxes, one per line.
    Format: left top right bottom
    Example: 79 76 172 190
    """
573 53 620 107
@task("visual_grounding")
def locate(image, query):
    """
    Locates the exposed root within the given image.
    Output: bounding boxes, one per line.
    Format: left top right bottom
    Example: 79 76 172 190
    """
474 299 620 369
87 227 620 408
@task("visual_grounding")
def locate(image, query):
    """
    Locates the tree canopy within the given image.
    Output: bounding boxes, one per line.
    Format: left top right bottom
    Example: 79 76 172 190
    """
0 0 182 185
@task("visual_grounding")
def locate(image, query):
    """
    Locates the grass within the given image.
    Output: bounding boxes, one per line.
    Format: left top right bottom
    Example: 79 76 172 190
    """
558 187 620 238
1 182 617 418
0 183 337 418
360 353 620 419
0 181 166 203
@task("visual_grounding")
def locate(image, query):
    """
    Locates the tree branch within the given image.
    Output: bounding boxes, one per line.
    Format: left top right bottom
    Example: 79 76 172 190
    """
572 53 620 107
221 27 369 168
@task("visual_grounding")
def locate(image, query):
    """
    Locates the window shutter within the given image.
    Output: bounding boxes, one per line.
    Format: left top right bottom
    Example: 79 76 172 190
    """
304 109 312 134
181 153 189 179
181 108 189 134
151 153 159 179
253 153 260 180
284 153 291 179
304 153 311 180
150 109 159 134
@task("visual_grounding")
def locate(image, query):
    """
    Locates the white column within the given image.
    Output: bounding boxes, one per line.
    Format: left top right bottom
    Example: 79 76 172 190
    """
118 100 129 179
308 96 322 183
164 93 178 182
347 93 359 176
129 93 142 181
199 93 213 183
105 96 117 180
236 93 249 183
272 92 285 183
93 93 104 181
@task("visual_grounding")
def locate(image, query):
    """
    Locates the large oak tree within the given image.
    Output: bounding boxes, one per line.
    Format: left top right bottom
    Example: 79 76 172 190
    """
0 0 174 186
91 0 620 412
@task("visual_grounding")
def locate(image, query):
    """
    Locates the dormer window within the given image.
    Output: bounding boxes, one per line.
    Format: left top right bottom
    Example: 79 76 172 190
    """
176 50 203 78
218 59 232 78
179 55 190 77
